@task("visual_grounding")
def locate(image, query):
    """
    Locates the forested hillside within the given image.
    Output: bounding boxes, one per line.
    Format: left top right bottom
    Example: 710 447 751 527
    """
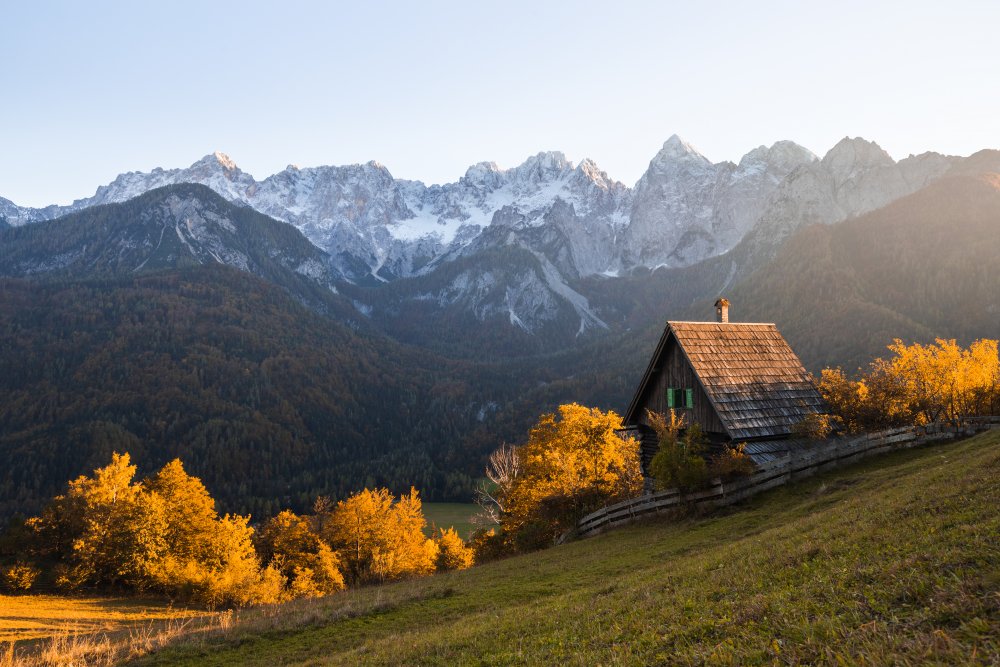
0 267 527 519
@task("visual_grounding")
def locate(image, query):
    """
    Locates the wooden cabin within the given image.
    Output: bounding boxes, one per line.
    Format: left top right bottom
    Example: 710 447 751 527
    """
622 299 826 472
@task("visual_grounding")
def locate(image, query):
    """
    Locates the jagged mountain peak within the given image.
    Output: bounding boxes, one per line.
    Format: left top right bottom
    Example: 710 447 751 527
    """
189 151 242 173
645 135 712 176
822 137 895 172
285 160 398 186
461 161 503 188
512 151 574 181
574 157 618 189
659 134 708 160
213 151 239 171
739 141 817 169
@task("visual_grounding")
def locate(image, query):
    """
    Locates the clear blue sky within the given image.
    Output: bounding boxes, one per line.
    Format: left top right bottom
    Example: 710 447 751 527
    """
3 0 998 206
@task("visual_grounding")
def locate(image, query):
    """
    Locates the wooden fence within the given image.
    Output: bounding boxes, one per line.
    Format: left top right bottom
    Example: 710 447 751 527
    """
576 417 1000 538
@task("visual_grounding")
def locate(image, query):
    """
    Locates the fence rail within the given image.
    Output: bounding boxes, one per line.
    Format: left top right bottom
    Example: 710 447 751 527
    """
576 419 998 538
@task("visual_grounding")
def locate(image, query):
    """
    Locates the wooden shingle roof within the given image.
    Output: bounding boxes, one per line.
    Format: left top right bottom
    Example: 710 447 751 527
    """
625 321 825 440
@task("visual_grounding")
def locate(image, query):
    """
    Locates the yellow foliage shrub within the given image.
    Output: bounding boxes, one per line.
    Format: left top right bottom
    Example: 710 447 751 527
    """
259 509 345 599
2 562 40 592
820 338 999 430
433 527 474 571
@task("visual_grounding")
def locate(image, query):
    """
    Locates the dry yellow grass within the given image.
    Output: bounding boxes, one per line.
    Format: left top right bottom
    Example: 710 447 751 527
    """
0 595 215 665
0 595 207 644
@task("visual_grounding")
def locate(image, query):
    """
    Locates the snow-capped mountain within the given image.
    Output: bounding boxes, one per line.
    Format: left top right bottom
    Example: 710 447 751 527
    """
0 136 965 342
3 150 633 284
3 136 955 284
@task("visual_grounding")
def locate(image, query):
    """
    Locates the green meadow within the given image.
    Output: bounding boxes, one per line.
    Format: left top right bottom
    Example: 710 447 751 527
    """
125 429 999 665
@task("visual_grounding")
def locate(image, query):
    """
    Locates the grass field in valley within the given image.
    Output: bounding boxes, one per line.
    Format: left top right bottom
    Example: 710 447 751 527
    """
421 502 486 540
123 429 999 666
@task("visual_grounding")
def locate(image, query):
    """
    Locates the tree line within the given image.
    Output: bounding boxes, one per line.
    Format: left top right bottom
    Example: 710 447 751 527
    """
2 403 647 601
0 453 473 605
818 338 1000 432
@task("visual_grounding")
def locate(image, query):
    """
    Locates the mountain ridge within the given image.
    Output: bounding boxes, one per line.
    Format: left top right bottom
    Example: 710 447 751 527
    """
3 136 953 285
2 135 972 339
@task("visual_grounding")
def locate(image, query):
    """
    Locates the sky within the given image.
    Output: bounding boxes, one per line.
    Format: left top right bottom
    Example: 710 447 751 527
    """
3 0 999 207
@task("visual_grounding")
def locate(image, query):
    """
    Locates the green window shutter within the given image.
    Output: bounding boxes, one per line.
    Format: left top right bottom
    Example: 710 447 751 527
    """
666 387 675 408
685 388 694 409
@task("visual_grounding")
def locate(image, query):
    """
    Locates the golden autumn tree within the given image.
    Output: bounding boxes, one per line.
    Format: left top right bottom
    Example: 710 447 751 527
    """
187 512 285 608
820 338 1000 430
885 338 1000 425
146 459 281 607
30 453 284 606
817 365 912 431
432 527 474 571
35 452 167 591
146 459 224 566
259 509 345 598
500 403 642 549
321 487 436 585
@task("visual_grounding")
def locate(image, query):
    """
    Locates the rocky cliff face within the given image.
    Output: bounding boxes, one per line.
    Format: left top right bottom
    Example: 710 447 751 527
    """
621 136 817 268
742 138 956 261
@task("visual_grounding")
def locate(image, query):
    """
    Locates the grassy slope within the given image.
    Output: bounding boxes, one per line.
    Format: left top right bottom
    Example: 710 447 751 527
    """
137 431 1000 666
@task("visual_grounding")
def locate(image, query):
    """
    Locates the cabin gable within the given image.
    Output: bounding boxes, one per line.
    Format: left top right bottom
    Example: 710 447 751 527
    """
635 334 726 437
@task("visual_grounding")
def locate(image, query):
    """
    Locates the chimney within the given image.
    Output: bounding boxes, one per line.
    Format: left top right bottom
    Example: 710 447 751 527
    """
714 297 730 324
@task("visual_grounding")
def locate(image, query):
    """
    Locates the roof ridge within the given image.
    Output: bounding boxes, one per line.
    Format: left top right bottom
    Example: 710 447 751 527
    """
667 321 777 326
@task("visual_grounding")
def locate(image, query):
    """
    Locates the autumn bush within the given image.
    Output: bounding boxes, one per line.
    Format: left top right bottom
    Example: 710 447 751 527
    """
790 412 842 441
467 528 505 565
433 527 474 571
259 510 345 598
320 487 437 585
708 443 756 481
2 561 40 592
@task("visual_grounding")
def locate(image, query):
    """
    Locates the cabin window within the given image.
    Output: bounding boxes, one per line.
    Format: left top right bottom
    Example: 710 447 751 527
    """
666 387 694 409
